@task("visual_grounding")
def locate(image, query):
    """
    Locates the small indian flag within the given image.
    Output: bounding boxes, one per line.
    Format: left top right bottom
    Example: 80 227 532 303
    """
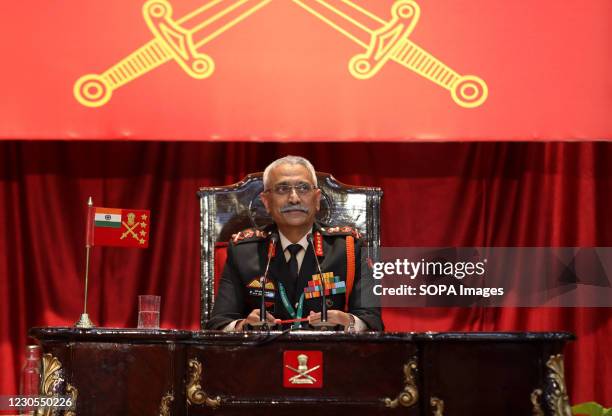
85 199 150 248
94 208 122 228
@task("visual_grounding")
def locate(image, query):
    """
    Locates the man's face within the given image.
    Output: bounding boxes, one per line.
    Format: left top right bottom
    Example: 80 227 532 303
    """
261 163 321 231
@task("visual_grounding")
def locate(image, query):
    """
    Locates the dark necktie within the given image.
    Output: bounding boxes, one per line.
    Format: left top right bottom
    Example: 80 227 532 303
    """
287 244 302 290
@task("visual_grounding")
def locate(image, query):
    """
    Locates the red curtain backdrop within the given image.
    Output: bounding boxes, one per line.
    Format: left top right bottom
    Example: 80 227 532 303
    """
1 141 610 406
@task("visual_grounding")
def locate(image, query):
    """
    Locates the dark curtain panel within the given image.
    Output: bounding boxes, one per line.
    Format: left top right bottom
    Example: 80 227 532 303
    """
0 141 610 404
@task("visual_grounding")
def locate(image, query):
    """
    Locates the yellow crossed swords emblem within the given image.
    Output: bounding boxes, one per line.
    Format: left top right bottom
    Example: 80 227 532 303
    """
294 0 488 108
120 212 148 245
286 354 320 384
74 0 272 107
74 0 487 108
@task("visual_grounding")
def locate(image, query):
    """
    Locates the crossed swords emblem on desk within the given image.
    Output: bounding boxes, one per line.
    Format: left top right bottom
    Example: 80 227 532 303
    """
74 0 488 109
285 354 321 384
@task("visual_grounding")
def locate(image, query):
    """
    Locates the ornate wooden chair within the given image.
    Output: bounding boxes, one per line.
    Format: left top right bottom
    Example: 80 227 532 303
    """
197 172 382 327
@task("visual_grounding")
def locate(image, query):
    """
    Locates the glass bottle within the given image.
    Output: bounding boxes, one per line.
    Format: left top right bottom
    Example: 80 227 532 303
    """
19 345 41 415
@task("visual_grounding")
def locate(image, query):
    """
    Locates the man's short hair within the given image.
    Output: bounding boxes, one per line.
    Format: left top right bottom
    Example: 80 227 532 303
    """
263 156 318 190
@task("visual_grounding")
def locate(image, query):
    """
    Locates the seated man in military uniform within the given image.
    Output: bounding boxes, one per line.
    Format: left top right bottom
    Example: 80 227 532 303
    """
206 156 383 331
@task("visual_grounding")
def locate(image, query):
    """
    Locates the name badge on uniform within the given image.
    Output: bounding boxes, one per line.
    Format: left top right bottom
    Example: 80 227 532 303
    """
304 272 346 299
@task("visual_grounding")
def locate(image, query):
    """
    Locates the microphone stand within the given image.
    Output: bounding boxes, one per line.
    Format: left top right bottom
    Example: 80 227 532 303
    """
248 234 278 330
307 234 334 331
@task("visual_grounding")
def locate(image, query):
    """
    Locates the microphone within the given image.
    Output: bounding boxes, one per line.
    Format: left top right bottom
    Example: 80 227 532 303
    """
307 233 331 330
250 233 278 330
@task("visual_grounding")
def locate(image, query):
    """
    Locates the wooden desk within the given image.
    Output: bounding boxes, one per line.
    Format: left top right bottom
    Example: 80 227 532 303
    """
29 328 573 416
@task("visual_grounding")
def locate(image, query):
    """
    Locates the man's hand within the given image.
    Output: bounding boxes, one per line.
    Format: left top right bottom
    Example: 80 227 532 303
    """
308 310 351 328
236 309 276 331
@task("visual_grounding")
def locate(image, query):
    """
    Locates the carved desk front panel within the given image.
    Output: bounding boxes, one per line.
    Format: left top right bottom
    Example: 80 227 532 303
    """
29 328 573 416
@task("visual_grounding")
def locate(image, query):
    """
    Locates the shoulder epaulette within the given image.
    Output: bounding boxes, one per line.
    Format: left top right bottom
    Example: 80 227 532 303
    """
231 228 269 244
319 225 362 239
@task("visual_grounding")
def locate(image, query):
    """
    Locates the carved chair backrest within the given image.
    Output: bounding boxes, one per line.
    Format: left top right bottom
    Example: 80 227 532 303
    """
197 172 382 327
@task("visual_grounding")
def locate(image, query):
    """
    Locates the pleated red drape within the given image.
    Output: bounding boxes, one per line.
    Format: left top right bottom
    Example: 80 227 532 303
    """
0 141 610 406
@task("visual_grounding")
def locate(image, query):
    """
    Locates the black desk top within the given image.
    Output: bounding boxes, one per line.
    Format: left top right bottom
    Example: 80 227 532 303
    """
29 327 575 343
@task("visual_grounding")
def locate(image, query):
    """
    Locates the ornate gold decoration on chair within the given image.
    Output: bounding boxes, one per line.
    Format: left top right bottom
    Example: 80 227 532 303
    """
197 172 383 327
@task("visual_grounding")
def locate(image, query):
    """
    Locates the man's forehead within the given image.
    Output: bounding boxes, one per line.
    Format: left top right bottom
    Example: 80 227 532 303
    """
268 163 313 183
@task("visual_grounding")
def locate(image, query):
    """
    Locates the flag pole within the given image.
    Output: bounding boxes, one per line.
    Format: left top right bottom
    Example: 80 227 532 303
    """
75 196 95 328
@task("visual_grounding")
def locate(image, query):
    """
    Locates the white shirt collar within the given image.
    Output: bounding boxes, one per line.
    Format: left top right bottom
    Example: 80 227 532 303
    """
278 230 309 252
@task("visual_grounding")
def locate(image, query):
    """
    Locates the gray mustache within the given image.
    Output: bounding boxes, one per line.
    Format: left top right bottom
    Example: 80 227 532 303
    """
280 205 309 213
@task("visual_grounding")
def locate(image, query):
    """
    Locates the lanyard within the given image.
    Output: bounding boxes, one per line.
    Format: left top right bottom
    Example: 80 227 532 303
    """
278 282 305 329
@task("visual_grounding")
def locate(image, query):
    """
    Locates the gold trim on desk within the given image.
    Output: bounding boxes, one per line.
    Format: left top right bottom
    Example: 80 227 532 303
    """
37 353 78 416
531 354 573 416
159 391 174 416
531 388 544 416
40 353 62 396
186 358 221 409
545 354 572 416
384 359 419 408
430 396 445 416
65 383 78 416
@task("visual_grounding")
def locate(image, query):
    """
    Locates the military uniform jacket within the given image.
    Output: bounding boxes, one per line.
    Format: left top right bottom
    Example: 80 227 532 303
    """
206 223 383 331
